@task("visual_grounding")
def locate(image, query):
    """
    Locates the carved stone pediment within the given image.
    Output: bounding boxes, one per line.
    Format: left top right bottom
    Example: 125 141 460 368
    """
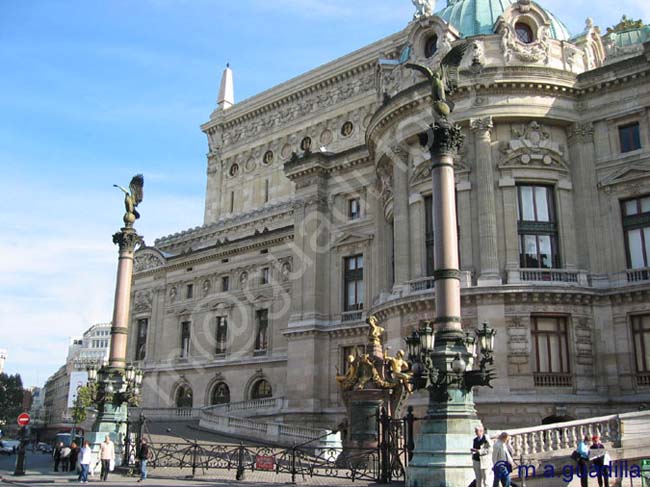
598 164 650 191
409 158 469 186
134 248 166 273
499 121 567 171
133 290 153 313
332 232 374 249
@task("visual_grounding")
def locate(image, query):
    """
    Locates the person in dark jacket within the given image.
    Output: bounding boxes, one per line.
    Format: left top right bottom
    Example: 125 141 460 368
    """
137 438 150 482
69 442 80 476
53 442 63 472
590 434 610 487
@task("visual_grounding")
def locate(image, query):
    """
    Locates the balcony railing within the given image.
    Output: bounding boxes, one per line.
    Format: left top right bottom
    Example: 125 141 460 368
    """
408 271 473 293
636 372 650 387
508 268 589 285
533 372 573 387
341 310 363 322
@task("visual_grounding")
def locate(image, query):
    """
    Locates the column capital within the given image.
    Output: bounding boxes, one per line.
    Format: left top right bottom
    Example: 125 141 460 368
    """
469 116 494 136
113 228 143 254
568 121 595 143
426 122 464 157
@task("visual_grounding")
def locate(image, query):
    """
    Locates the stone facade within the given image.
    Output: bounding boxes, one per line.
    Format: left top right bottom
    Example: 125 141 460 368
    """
129 2 650 430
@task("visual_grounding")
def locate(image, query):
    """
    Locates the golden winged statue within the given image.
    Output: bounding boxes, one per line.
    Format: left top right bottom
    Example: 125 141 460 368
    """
114 174 144 227
405 43 469 120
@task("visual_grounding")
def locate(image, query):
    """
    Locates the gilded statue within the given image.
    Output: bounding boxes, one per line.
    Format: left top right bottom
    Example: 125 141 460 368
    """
405 43 468 121
385 350 413 392
366 315 385 346
335 354 359 391
114 174 144 227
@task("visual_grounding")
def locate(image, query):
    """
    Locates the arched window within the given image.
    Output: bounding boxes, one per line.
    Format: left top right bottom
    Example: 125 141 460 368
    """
251 379 272 400
424 34 438 58
515 22 534 44
211 382 230 405
175 385 193 408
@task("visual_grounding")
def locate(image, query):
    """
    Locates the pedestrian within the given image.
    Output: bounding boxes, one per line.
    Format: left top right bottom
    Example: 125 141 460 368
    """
492 432 514 487
79 441 92 484
69 442 80 476
99 435 115 481
137 438 150 482
590 434 610 487
60 444 71 472
572 435 590 487
471 425 492 487
53 442 63 472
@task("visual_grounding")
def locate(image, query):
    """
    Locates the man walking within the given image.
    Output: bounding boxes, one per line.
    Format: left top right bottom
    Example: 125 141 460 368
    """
99 435 115 481
137 438 150 482
53 442 63 472
79 441 92 484
471 425 492 487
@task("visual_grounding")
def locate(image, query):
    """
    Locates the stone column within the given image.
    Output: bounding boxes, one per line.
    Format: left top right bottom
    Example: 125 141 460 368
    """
391 146 411 286
407 122 479 487
471 116 500 285
109 228 143 368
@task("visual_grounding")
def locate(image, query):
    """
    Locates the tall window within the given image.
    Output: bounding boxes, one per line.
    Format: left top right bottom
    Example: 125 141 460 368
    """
517 185 559 269
261 267 270 285
176 385 193 408
135 318 148 361
531 316 570 384
186 284 193 299
180 321 191 358
211 382 230 405
348 198 360 220
619 122 641 153
215 317 228 355
632 315 650 375
264 179 270 203
222 276 230 292
622 196 650 269
255 309 269 353
344 255 364 311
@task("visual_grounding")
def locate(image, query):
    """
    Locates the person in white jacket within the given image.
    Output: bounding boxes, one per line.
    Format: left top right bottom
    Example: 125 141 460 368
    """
492 432 514 487
99 436 115 481
79 441 92 484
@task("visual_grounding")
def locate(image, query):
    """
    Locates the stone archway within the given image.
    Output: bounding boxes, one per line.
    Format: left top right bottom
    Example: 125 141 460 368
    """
175 384 193 408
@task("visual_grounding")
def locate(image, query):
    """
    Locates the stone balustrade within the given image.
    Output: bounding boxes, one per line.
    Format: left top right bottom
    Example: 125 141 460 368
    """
130 407 201 420
202 397 286 417
508 268 589 285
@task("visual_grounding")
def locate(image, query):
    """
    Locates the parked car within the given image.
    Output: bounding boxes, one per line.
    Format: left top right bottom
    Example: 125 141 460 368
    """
36 442 53 453
0 440 18 455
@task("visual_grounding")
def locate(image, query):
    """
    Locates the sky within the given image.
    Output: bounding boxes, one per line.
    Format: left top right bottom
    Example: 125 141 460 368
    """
0 0 647 389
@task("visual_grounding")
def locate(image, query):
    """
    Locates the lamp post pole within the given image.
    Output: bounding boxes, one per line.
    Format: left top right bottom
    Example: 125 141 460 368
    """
405 122 496 487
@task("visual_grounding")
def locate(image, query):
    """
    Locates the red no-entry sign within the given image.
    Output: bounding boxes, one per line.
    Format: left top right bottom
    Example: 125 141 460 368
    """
17 413 30 427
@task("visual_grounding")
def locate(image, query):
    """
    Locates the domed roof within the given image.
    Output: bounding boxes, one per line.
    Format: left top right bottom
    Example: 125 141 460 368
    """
605 16 650 47
435 0 571 40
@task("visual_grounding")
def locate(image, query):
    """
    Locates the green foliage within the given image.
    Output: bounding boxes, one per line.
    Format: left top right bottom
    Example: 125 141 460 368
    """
71 385 94 424
0 373 25 425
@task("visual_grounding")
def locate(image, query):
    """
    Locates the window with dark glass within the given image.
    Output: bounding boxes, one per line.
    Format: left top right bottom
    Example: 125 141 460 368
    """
343 255 364 311
622 195 650 269
135 318 148 361
261 267 270 285
632 315 650 374
424 34 438 58
176 385 193 408
515 22 534 43
531 316 570 375
517 185 559 269
222 276 230 292
619 122 641 153
348 198 360 220
251 379 272 399
186 284 193 299
255 309 269 352
180 321 191 358
215 316 228 355
211 382 230 405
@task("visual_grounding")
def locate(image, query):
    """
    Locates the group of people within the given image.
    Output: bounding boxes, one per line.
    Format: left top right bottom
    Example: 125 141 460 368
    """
52 436 150 483
471 426 611 487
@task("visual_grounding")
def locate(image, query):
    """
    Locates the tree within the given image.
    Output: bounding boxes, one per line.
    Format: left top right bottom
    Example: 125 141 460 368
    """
0 373 25 425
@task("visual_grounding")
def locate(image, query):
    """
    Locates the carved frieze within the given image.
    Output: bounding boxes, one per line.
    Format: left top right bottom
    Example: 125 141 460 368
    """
499 121 568 171
133 290 153 313
134 250 166 273
500 24 550 64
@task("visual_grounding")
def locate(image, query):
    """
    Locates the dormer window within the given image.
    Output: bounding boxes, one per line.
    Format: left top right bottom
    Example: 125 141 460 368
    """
425 34 439 58
515 22 534 44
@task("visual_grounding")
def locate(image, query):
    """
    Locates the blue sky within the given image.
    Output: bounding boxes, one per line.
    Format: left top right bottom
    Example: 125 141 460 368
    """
0 0 647 389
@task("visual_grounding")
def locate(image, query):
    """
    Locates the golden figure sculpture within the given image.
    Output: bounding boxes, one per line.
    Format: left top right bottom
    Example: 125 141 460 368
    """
366 315 385 346
114 174 144 227
385 350 413 393
335 354 359 391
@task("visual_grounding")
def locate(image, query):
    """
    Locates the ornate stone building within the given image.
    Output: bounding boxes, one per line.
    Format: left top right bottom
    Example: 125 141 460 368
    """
129 0 650 429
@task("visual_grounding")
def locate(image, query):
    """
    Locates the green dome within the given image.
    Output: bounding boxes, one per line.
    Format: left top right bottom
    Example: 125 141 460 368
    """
605 16 650 47
435 0 571 40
